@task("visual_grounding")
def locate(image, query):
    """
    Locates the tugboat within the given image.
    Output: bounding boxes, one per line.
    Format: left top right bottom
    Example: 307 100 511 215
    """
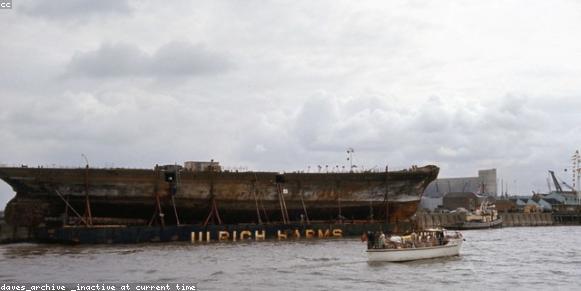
449 200 503 230
364 229 464 262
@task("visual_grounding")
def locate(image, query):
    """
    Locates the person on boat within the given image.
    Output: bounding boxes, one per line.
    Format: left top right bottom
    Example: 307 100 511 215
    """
427 233 435 246
366 231 375 249
388 234 402 248
379 232 386 248
374 231 382 248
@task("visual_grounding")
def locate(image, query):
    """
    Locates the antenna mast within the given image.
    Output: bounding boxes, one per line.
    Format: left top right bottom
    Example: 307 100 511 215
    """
573 150 581 205
572 150 580 191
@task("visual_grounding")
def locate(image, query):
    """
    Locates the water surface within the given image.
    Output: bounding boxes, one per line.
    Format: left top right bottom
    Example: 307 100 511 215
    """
1 226 580 290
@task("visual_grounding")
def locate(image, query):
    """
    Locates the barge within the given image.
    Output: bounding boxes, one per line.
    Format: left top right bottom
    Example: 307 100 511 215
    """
0 161 438 244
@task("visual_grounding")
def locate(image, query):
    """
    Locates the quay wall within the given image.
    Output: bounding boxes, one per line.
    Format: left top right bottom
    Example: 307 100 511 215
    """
553 212 581 225
416 213 464 229
415 213 555 228
500 213 553 227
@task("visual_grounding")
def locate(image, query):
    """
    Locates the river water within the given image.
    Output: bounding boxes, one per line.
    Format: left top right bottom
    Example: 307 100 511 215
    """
1 226 580 290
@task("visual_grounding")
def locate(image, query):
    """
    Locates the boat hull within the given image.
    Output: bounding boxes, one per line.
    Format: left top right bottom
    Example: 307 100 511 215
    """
448 218 503 230
367 238 463 262
0 165 439 226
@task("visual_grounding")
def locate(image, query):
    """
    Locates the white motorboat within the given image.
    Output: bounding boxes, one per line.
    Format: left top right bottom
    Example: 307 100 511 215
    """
365 229 464 262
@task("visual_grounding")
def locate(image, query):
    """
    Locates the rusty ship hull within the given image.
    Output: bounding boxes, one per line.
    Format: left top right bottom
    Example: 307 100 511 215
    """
0 165 438 228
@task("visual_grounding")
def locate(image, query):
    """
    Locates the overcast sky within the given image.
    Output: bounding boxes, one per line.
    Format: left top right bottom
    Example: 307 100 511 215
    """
1 0 581 209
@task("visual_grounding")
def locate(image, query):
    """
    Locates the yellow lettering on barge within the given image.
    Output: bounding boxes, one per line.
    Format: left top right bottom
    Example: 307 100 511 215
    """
240 230 252 240
332 229 343 237
218 231 229 241
317 229 331 238
292 229 301 238
255 230 266 240
277 230 287 240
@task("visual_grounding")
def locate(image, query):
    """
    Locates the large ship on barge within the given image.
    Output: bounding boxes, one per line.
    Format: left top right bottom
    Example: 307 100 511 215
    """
0 161 439 243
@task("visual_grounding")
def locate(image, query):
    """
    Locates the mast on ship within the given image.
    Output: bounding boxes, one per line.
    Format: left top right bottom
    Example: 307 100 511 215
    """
81 154 93 226
171 163 181 225
385 165 389 224
203 160 223 226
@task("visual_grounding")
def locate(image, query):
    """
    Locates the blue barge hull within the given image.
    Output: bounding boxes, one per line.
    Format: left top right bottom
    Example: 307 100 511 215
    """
34 222 408 244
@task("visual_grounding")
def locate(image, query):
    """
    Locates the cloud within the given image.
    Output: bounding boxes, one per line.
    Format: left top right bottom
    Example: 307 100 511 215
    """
67 43 148 78
289 93 565 169
3 0 581 209
20 0 132 20
66 42 232 79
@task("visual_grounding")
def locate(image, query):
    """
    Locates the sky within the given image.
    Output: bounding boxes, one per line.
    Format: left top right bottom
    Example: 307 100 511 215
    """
1 0 581 209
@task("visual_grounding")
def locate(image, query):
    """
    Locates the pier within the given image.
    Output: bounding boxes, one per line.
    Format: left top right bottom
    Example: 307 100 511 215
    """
415 212 581 228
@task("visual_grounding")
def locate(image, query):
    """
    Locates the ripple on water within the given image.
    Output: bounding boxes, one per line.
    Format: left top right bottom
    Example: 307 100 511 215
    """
210 271 224 276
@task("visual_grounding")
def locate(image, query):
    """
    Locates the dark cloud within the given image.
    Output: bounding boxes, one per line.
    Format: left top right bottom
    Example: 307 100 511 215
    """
67 43 148 78
67 42 232 79
20 0 132 20
152 42 232 77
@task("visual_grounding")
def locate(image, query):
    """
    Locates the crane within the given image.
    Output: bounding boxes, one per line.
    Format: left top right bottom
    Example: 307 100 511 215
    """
561 181 576 191
549 169 578 192
549 170 563 193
